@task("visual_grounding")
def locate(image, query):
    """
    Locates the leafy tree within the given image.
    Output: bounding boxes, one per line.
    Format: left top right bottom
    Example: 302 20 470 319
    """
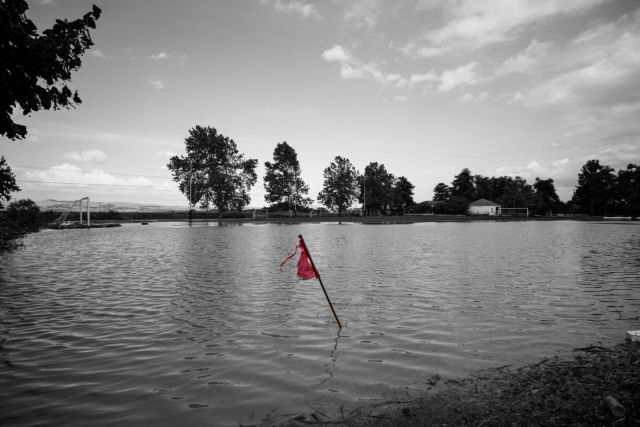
474 175 494 201
571 159 616 216
7 198 40 231
433 196 468 215
360 162 395 215
411 200 432 214
0 155 20 208
450 168 476 202
489 176 512 202
317 156 360 216
533 177 561 215
391 176 415 213
1 0 102 140
615 164 640 217
1 198 39 251
167 126 258 218
263 141 310 215
498 176 536 209
432 182 451 201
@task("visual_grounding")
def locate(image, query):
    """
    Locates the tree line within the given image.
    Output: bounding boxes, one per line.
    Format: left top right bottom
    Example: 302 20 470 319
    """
422 160 639 217
167 125 640 219
167 126 416 217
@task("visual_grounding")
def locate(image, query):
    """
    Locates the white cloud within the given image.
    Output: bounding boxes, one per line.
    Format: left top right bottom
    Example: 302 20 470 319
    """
403 0 609 58
149 76 165 90
321 45 408 87
157 151 177 158
494 39 551 77
511 7 640 108
344 0 382 28
409 72 438 86
25 164 153 188
494 158 576 198
461 91 488 103
146 51 187 67
91 49 106 59
322 47 485 93
64 150 107 163
438 61 479 92
148 52 169 60
322 45 351 63
264 0 319 19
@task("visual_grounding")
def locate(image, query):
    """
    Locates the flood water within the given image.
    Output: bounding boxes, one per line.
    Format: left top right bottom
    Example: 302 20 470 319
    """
1 220 639 425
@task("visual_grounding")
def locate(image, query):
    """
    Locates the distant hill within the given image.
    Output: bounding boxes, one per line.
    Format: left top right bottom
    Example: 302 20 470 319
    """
37 199 189 212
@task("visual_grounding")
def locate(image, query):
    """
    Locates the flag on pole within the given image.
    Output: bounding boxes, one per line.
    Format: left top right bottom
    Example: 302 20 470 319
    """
280 234 342 328
279 240 318 279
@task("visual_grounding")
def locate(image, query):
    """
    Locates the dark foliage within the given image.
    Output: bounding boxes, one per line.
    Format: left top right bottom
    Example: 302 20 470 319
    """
1 0 101 139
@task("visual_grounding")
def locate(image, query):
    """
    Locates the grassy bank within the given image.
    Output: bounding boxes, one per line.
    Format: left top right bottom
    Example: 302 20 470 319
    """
276 341 640 426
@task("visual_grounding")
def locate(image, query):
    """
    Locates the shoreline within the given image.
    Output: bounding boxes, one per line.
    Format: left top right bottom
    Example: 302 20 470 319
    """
107 214 629 226
276 340 640 426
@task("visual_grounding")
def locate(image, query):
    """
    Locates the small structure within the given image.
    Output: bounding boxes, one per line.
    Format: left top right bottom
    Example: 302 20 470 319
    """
49 197 91 228
501 207 529 217
468 199 501 216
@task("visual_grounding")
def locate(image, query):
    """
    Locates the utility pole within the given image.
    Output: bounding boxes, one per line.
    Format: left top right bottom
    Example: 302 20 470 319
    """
188 159 193 220
363 171 366 217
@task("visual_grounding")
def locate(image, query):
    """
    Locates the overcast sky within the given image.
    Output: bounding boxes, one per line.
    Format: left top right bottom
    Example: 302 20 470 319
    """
4 0 640 207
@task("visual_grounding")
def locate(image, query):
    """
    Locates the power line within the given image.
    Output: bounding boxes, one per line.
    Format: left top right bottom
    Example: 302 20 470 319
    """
13 163 172 179
19 180 175 188
19 180 265 197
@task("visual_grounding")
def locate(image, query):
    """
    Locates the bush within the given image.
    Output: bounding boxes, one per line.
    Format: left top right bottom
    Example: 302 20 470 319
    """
0 199 41 251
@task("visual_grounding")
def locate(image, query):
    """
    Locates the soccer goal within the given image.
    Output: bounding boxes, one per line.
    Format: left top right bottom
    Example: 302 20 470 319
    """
252 209 268 219
500 207 529 217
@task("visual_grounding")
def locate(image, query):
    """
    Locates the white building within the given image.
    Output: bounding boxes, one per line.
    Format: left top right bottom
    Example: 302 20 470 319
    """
468 199 501 216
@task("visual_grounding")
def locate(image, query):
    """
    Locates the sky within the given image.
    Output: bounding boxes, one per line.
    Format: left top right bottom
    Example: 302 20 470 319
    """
3 0 640 208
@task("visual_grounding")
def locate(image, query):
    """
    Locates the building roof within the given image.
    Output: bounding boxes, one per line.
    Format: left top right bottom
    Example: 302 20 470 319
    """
469 198 500 207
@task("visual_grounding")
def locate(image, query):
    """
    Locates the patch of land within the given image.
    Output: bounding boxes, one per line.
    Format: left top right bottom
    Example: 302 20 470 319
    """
275 341 640 426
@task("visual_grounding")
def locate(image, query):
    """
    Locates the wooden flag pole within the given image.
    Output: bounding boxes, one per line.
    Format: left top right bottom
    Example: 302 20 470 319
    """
298 234 342 329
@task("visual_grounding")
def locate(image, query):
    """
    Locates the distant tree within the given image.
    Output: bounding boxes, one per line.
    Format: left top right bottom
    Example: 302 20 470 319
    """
615 163 640 217
450 168 476 202
433 196 468 215
391 176 415 213
0 156 20 208
1 0 102 140
571 159 616 216
263 141 311 215
167 126 258 218
6 198 40 231
474 175 494 201
533 177 561 215
360 162 395 215
411 200 432 214
0 198 39 251
498 176 536 210
490 176 512 201
432 182 451 201
317 156 360 216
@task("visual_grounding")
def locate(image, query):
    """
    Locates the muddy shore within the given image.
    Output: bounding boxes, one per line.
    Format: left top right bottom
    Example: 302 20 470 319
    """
275 340 640 426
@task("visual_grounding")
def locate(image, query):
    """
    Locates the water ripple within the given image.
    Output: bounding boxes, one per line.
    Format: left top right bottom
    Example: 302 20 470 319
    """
1 221 639 425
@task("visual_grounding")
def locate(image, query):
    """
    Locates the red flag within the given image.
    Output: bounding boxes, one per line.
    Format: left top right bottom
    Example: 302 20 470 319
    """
280 234 341 328
280 240 318 279
297 242 317 279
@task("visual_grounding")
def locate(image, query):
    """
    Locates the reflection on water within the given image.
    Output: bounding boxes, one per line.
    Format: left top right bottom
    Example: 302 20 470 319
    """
1 221 639 425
